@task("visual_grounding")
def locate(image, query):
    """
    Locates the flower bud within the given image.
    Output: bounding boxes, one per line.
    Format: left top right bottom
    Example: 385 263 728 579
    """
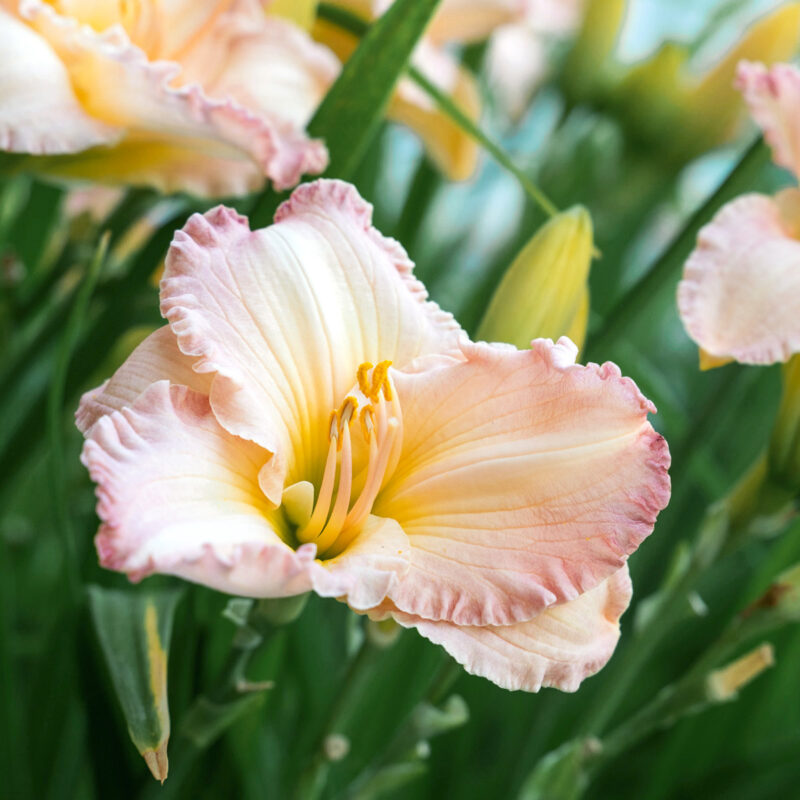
478 207 593 351
768 355 800 495
611 4 800 162
706 643 774 702
742 563 800 626
562 0 627 101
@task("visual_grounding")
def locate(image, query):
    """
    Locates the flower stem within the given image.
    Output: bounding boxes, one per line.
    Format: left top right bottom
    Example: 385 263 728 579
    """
295 636 380 800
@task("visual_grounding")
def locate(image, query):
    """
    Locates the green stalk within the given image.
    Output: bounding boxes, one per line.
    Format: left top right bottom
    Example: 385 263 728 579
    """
295 637 381 800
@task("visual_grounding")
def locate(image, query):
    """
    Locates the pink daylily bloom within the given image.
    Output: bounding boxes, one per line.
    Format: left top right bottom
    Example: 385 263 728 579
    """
0 0 339 195
78 179 670 692
678 61 800 368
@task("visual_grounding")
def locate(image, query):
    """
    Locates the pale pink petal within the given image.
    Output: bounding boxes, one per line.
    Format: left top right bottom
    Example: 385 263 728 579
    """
22 1 326 194
177 12 339 132
76 326 213 434
160 180 465 498
737 61 800 181
0 8 115 153
678 191 800 365
82 380 317 597
393 566 632 692
373 338 670 627
311 515 410 610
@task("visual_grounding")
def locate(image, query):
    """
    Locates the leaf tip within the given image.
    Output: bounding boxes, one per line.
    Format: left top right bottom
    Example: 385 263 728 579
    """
143 741 169 784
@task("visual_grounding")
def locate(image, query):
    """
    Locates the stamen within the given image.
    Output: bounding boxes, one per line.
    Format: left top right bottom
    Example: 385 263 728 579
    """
359 405 375 442
336 396 358 450
370 360 392 400
297 362 403 557
297 425 338 543
334 417 399 555
315 423 353 553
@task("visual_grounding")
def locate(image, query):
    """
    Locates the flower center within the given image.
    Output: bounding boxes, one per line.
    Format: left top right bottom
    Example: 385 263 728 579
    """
293 361 402 558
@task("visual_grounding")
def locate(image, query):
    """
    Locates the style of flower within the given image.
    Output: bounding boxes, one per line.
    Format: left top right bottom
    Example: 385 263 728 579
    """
78 179 670 692
678 61 800 369
0 0 339 196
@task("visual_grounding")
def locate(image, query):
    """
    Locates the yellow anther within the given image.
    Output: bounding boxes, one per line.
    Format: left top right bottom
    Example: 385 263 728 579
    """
359 405 376 442
370 360 392 401
357 363 374 397
338 396 358 427
334 397 358 450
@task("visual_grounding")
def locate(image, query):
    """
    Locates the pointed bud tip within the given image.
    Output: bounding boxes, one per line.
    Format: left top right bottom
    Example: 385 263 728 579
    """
143 742 169 784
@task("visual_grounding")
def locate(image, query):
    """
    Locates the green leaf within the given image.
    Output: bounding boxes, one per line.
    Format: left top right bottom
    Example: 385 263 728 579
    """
87 585 183 783
310 0 441 179
251 0 442 225
315 3 560 219
518 740 595 800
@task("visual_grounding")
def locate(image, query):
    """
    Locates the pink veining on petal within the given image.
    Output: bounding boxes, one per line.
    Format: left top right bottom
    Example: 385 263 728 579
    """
678 191 800 365
374 337 669 627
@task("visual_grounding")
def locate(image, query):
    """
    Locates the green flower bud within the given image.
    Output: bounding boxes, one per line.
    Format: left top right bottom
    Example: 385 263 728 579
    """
478 207 593 351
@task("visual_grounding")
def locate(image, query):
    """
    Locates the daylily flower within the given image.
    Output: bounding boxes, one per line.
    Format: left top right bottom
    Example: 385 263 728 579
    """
0 0 339 196
678 62 800 369
78 179 670 692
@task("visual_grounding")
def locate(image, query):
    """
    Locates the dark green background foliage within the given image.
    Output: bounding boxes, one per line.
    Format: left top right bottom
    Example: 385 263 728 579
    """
2 1 800 798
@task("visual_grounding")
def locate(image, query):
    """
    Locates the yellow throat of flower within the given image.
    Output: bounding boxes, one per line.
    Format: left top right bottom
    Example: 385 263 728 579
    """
293 361 402 559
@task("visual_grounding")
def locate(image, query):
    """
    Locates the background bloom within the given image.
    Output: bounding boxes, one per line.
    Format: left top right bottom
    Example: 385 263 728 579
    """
678 62 800 368
0 0 339 195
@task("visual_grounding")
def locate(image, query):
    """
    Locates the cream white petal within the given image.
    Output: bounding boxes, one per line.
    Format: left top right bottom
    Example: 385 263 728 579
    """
160 181 465 498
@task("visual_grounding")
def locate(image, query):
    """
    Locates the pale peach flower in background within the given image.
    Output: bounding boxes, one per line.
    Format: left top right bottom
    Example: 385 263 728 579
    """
0 0 339 196
485 0 584 120
77 179 670 692
678 61 800 369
